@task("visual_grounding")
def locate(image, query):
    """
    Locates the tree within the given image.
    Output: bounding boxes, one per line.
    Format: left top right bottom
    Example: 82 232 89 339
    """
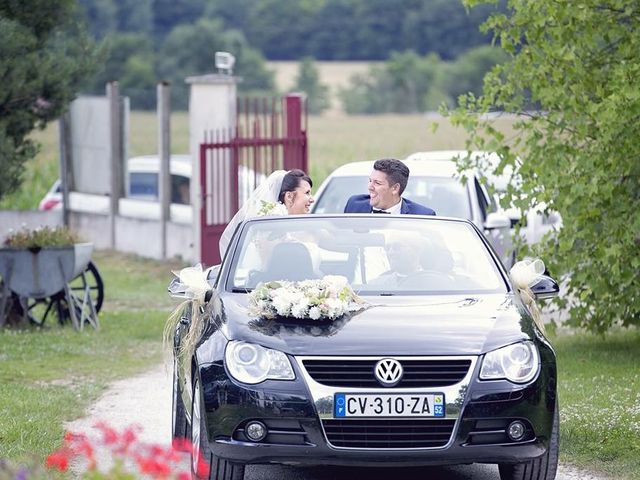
78 0 117 39
447 0 640 332
116 0 152 35
83 33 156 109
339 51 442 114
151 0 206 40
401 0 500 60
157 19 274 109
293 57 330 115
440 45 508 105
0 0 98 201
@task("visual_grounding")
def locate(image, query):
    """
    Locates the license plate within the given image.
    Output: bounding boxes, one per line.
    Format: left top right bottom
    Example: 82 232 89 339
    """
334 393 445 418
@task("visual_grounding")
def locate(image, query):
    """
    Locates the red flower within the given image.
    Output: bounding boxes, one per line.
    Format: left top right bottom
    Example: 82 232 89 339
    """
172 437 193 452
68 434 95 460
135 455 172 477
49 423 196 478
94 421 119 445
113 424 141 454
121 425 138 446
45 449 70 472
195 451 210 478
149 444 168 458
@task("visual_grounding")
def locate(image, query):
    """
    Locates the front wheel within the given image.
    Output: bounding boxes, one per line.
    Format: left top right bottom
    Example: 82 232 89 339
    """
498 401 559 480
191 377 245 480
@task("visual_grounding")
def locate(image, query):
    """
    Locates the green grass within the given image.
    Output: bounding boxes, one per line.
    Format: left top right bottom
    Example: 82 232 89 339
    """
554 328 640 479
0 250 185 462
0 125 59 210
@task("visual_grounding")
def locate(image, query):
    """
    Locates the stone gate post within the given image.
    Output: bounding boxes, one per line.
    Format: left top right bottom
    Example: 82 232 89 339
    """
185 74 239 264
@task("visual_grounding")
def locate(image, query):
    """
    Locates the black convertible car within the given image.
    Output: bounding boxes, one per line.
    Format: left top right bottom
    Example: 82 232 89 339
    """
170 215 559 480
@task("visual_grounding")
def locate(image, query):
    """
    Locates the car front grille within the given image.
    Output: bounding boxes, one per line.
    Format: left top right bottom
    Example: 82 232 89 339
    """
302 359 471 388
322 418 455 449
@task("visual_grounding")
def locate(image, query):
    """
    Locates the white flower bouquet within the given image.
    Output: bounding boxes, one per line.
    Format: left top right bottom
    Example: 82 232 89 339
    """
248 275 366 321
257 200 288 216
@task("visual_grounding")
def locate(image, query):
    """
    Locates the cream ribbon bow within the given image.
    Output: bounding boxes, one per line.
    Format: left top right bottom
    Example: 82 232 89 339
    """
168 264 212 303
164 264 214 379
509 258 546 333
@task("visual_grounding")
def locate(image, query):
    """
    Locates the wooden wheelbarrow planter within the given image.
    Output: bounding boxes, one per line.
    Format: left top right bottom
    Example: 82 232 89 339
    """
0 243 102 330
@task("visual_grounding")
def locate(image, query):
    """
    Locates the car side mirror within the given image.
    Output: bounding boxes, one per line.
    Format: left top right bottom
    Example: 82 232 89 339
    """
531 275 559 300
484 212 511 230
168 277 187 299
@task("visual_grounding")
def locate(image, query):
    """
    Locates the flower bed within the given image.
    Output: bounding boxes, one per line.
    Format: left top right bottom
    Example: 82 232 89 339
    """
43 422 207 479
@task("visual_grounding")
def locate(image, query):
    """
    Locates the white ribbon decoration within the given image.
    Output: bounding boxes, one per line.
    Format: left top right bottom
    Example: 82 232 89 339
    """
165 264 214 380
168 264 211 303
509 258 546 333
510 258 545 290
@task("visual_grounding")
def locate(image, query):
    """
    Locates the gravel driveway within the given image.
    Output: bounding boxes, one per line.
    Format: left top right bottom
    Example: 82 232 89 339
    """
66 364 606 480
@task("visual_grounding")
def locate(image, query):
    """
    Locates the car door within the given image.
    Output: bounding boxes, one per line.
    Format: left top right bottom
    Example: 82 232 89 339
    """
473 177 514 267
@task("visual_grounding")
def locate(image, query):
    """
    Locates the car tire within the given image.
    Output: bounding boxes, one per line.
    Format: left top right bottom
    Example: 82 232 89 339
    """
172 358 188 440
191 376 245 480
498 401 559 480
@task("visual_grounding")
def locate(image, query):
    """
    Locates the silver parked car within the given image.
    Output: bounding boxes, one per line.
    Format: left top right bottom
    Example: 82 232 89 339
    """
312 151 515 266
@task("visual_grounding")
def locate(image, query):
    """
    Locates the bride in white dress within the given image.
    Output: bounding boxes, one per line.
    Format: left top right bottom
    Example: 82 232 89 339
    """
218 169 314 259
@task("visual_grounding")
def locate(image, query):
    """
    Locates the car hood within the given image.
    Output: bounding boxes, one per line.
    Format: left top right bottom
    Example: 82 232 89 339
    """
217 293 530 356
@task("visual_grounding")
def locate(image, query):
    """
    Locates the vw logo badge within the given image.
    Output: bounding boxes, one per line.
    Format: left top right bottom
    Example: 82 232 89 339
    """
374 358 403 387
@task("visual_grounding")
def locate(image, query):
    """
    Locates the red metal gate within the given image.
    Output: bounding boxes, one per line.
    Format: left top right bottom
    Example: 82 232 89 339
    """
199 94 308 266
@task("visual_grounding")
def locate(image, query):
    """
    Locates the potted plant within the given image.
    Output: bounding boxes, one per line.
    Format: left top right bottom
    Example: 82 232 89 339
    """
0 226 99 330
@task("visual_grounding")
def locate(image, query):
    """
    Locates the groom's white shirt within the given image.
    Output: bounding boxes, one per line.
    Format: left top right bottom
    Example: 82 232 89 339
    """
385 200 402 215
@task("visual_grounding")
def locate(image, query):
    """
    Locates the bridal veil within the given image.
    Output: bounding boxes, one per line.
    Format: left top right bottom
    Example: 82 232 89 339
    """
218 170 288 259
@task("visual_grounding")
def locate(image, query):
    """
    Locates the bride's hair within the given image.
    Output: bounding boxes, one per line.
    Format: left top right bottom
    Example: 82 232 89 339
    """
278 169 312 203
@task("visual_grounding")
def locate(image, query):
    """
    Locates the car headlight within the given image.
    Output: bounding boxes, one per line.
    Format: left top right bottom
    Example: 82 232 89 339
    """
225 341 295 384
479 341 539 383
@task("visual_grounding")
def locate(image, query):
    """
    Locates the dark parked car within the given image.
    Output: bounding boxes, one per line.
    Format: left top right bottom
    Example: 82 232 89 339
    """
170 215 559 480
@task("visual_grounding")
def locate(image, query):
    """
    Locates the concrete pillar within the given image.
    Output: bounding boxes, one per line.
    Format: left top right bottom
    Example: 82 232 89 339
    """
157 81 171 260
185 74 239 264
107 82 123 249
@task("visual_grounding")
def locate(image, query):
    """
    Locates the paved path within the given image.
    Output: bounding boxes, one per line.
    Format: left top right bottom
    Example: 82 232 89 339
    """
66 364 605 480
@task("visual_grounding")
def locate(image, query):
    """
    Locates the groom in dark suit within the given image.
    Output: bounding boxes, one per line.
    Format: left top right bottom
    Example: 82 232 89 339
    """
344 158 436 215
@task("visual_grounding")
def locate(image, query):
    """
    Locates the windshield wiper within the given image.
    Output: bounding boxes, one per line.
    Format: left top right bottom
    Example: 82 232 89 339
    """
231 287 252 293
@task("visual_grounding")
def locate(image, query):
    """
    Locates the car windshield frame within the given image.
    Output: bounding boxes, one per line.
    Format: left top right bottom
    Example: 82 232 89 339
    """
223 215 509 296
313 175 472 220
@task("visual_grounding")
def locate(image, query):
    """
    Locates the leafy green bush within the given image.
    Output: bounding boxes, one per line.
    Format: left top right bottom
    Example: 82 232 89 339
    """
339 47 506 114
448 0 640 332
3 226 81 248
293 57 330 115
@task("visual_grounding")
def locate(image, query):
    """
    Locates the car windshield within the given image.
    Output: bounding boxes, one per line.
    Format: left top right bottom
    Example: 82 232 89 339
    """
226 217 506 295
313 176 471 219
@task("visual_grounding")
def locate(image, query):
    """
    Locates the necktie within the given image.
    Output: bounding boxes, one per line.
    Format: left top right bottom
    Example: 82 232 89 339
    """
372 208 390 214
